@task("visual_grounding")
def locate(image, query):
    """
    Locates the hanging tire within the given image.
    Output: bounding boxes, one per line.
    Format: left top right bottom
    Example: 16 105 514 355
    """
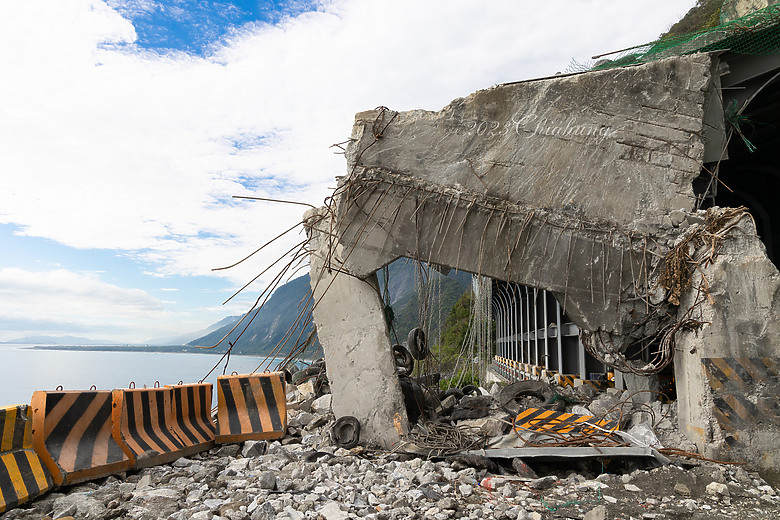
331 416 361 449
393 344 414 374
408 327 428 360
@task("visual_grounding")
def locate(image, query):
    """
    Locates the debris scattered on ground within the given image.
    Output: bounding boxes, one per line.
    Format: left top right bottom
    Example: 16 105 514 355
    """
4 379 779 520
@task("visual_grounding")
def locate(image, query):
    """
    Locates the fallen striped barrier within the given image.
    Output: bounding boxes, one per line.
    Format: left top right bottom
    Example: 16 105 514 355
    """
514 407 618 435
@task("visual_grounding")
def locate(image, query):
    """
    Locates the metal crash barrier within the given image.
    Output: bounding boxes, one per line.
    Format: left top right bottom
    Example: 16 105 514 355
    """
0 404 54 514
216 372 287 443
167 382 216 456
30 390 131 486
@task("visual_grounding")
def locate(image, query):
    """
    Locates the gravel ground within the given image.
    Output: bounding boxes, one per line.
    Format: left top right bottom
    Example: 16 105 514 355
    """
2 383 779 520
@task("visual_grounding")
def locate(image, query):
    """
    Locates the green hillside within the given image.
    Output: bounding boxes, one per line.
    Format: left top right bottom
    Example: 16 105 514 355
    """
189 274 315 356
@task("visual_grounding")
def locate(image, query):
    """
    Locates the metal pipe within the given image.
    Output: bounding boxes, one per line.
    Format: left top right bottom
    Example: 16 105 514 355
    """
514 284 521 364
542 289 549 369
555 299 563 374
525 286 532 368
532 288 539 366
491 299 502 359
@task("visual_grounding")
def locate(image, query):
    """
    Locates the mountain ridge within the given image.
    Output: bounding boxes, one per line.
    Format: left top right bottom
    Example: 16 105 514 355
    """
189 261 473 356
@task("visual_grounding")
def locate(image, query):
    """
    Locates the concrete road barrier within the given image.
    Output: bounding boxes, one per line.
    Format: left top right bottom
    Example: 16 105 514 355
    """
112 386 186 468
216 372 287 443
0 404 54 514
31 391 130 486
167 383 215 456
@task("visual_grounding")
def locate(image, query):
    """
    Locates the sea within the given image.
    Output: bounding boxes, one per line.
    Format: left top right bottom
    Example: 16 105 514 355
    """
0 343 283 408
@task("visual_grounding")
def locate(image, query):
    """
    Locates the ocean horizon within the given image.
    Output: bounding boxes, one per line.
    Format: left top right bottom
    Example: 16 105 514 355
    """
0 343 291 408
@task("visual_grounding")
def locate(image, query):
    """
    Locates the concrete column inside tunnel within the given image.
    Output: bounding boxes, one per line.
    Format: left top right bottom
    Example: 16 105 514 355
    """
304 207 409 448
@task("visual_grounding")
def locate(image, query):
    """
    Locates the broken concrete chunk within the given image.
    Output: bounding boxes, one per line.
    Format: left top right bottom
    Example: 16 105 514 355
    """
311 394 332 414
241 440 268 458
529 476 558 490
440 394 457 413
511 458 538 479
583 505 607 520
706 482 730 496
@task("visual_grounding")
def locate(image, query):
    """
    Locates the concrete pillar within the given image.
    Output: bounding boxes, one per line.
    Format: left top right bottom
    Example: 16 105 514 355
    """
304 208 408 448
675 215 780 481
621 372 660 404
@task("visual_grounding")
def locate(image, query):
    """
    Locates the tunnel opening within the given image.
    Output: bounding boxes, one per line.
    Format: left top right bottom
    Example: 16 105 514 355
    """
696 56 780 267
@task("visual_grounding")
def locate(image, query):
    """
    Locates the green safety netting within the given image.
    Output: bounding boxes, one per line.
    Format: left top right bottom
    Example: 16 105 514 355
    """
593 5 780 70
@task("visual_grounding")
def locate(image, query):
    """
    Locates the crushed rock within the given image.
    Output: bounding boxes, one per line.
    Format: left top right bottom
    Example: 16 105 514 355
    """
2 384 779 520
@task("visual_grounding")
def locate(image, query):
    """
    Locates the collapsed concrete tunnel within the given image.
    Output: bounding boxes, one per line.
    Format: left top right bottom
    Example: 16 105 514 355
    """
304 45 780 479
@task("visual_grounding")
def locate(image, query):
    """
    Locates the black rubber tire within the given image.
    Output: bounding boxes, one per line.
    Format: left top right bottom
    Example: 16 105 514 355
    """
331 416 361 449
292 365 322 385
400 378 425 424
393 344 414 373
408 327 428 360
439 388 464 401
461 385 481 396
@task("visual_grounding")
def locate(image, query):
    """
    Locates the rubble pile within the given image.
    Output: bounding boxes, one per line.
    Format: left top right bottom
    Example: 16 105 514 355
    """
3 379 779 520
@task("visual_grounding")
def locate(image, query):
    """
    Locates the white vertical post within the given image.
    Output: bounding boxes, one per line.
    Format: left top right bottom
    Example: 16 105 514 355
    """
556 299 563 374
542 289 549 369
532 288 539 366
578 337 587 380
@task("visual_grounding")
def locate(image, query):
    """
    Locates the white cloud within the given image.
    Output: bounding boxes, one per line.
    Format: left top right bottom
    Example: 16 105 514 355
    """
0 0 696 297
0 267 166 341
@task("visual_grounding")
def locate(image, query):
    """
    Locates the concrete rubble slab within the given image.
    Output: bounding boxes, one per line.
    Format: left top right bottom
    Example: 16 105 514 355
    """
466 446 670 466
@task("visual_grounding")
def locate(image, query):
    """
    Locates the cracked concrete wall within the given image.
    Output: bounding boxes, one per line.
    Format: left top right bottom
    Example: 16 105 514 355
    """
335 54 716 344
675 215 780 481
307 52 779 474
304 208 408 448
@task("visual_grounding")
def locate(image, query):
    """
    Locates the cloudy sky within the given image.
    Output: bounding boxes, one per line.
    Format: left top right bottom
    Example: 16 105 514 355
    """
0 0 696 344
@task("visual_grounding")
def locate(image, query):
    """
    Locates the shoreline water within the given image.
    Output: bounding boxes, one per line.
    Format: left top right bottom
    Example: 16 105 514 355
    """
0 344 297 407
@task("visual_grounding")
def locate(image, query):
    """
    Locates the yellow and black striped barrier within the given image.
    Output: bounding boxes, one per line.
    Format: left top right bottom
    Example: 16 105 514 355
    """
168 383 216 456
582 379 615 391
216 372 287 443
30 390 130 486
112 386 187 468
556 374 577 387
514 407 618 434
1 404 54 514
